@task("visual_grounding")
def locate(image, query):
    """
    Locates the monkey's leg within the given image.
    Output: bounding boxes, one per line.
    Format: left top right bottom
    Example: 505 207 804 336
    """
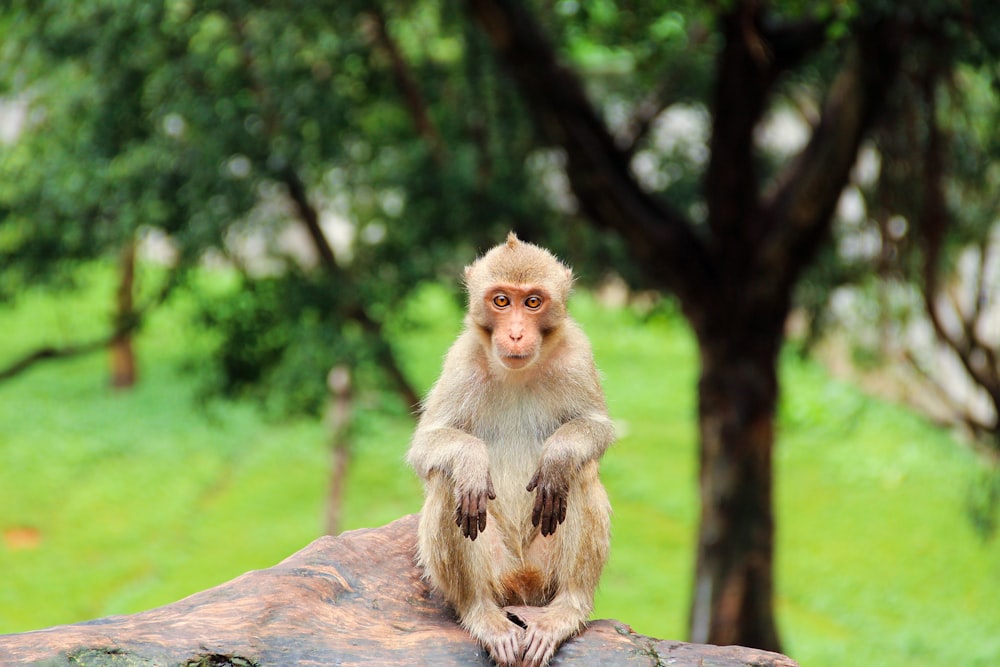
417 476 524 666
520 465 611 667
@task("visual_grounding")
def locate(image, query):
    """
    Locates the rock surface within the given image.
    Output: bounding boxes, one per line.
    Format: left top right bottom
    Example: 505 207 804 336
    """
0 514 798 666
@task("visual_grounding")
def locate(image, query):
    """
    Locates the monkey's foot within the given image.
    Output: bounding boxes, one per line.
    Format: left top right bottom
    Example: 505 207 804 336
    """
503 605 583 667
465 608 525 667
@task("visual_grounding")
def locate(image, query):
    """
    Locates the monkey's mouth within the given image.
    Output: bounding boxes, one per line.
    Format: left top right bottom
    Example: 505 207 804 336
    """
498 351 535 369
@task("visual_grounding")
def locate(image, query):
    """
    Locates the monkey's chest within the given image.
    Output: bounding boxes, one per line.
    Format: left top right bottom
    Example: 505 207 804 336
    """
478 425 554 538
467 388 565 525
468 387 563 451
483 431 544 505
475 417 555 492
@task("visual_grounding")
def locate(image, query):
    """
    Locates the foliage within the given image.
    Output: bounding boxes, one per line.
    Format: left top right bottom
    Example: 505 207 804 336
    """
0 0 616 412
14 1 994 414
796 32 1000 458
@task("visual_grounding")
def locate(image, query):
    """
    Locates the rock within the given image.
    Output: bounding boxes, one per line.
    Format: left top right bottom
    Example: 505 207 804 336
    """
0 515 798 666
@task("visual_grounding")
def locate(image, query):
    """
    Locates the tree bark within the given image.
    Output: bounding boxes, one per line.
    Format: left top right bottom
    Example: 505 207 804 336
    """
690 321 782 649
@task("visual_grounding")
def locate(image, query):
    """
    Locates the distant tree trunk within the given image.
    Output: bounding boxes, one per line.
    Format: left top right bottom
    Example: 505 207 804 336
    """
110 239 137 389
325 365 353 535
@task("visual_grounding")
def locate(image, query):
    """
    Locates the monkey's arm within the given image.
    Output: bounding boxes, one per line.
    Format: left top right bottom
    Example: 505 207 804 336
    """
407 335 497 540
528 345 615 537
527 413 614 536
408 422 496 541
543 413 616 465
534 325 615 472
408 423 489 480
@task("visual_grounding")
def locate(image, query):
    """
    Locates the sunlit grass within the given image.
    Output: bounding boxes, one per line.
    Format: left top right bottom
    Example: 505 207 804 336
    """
1 269 998 667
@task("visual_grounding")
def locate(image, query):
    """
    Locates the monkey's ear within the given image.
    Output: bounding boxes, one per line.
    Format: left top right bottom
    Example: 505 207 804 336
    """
505 232 520 248
464 265 474 283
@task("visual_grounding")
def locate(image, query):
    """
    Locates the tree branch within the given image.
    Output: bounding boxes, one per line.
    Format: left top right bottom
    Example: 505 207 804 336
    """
280 167 341 275
463 0 716 315
0 340 108 381
762 15 832 70
903 349 995 439
363 4 448 165
279 167 422 411
231 13 424 412
616 22 716 158
705 6 830 255
616 81 676 158
0 266 181 382
968 237 999 389
919 68 964 342
916 68 1000 439
945 283 975 346
760 18 902 295
704 3 774 251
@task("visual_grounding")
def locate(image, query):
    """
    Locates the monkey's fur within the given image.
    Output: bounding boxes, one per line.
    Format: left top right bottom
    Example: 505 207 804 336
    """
408 234 614 667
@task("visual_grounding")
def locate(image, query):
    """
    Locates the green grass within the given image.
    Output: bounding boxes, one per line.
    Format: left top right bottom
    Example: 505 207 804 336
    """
776 358 1000 665
1 273 998 667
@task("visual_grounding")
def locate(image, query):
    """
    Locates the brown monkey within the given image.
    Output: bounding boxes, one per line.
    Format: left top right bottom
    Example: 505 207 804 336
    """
407 233 614 667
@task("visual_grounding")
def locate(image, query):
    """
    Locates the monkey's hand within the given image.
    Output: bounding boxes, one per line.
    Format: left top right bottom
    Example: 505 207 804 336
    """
526 464 570 537
454 470 496 541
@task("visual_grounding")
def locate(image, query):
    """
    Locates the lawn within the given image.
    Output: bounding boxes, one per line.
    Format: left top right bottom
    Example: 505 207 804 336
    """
1 270 998 667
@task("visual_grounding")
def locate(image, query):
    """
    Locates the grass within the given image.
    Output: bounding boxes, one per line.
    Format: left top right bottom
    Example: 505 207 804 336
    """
1 269 998 667
776 359 1000 665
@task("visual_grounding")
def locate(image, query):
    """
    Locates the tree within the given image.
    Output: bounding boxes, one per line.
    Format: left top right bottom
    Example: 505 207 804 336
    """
455 0 999 651
794 20 1000 535
889 61 1000 454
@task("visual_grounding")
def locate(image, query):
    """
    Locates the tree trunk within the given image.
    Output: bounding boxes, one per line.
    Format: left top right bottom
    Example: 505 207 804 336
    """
109 239 137 389
325 366 353 536
690 320 781 651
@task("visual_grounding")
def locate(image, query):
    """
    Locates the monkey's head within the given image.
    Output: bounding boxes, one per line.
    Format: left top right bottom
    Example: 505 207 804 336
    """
464 233 574 371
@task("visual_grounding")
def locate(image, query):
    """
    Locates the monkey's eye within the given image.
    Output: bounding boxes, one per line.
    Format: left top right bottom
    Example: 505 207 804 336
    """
525 295 543 309
492 294 510 308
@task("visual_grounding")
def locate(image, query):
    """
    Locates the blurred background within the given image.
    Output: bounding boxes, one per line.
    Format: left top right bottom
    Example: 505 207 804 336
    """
1 1 999 665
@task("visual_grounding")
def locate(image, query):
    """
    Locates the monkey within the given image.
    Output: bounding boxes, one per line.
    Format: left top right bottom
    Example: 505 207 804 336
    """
407 233 615 667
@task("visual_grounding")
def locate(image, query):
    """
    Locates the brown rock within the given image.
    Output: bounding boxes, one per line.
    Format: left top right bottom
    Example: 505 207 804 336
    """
0 515 798 666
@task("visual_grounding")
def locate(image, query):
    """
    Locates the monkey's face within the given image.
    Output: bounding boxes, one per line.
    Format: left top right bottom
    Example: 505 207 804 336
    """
482 284 555 371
